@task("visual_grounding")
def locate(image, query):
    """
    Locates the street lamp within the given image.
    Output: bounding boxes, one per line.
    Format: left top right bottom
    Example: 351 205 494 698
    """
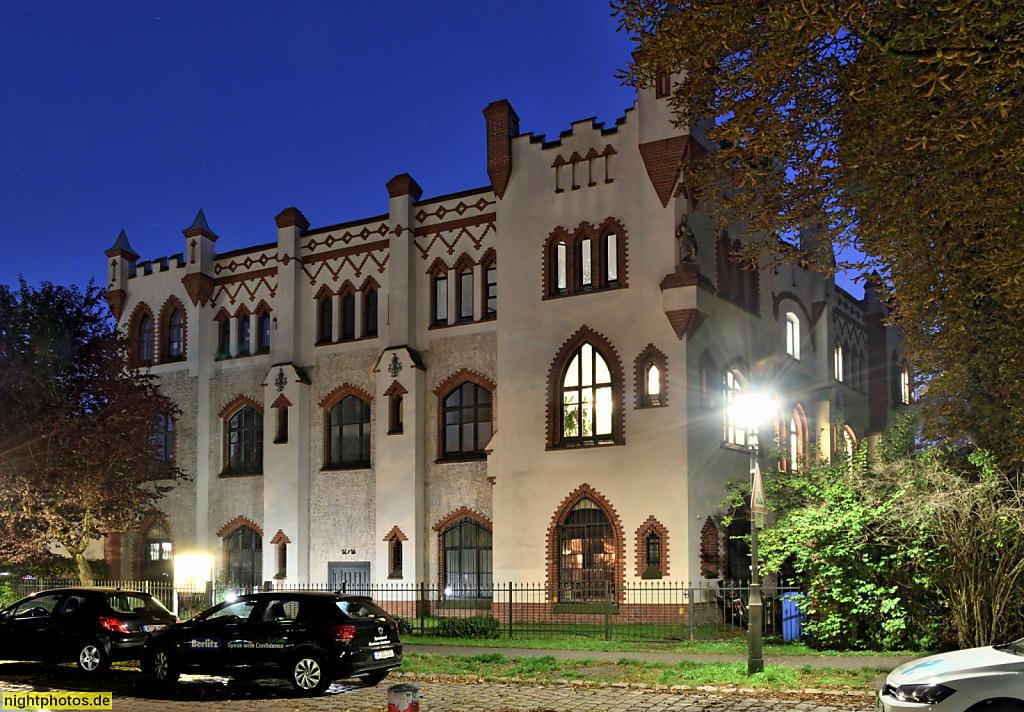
727 391 776 675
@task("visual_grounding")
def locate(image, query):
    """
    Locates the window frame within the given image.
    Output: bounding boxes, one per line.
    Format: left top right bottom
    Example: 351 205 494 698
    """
256 310 271 354
224 525 262 589
440 382 493 461
325 394 371 469
441 518 492 600
318 294 334 344
224 404 263 476
138 313 153 366
723 369 747 447
557 498 615 602
363 287 378 338
785 312 800 360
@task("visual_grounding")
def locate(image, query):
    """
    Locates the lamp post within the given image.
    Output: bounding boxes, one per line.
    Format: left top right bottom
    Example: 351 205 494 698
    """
728 392 775 675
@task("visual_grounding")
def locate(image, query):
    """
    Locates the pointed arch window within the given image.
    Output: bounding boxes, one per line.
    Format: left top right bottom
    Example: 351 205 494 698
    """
562 343 613 443
237 314 250 355
257 310 271 353
327 395 371 469
459 266 474 320
834 340 845 382
484 262 497 316
318 295 333 344
556 242 568 292
558 498 615 602
341 292 356 341
218 316 231 358
580 237 593 288
363 288 378 338
605 233 618 283
138 314 153 365
167 309 183 359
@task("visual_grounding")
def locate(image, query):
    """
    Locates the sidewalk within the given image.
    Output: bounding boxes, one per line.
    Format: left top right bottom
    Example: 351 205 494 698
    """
404 644 917 671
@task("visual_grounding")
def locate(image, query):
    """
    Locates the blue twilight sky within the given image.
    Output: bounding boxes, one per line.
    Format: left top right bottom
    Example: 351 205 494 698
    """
1 1 863 298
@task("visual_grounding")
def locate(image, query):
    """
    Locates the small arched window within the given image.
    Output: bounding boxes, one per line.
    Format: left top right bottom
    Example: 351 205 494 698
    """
138 314 153 365
168 309 183 359
227 406 263 474
327 395 371 468
785 312 800 360
834 340 844 382
364 289 378 338
562 343 613 443
459 266 474 320
257 311 271 353
580 237 593 288
644 363 661 407
605 233 618 283
218 316 231 358
237 314 250 355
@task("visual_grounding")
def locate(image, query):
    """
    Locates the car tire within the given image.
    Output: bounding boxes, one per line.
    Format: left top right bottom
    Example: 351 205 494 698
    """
149 646 180 686
979 703 1024 712
290 654 331 695
361 671 389 686
77 642 110 674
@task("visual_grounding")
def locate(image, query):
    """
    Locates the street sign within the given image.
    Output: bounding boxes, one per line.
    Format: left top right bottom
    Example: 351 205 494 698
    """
750 462 768 514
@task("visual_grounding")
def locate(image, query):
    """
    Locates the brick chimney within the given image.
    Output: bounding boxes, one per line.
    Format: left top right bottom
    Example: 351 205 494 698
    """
483 100 519 199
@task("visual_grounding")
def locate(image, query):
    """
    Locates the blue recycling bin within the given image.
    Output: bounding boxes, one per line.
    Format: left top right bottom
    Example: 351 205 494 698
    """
781 592 807 641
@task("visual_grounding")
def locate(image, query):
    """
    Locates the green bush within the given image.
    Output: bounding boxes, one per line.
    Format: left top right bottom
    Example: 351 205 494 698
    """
437 615 501 639
394 616 413 636
0 579 17 609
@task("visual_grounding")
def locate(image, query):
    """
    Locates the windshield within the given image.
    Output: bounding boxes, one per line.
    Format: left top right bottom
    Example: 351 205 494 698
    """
335 599 390 621
995 638 1024 656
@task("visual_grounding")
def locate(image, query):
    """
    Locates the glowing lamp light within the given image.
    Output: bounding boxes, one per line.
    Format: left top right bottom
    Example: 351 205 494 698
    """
444 586 453 597
224 592 238 603
173 553 213 592
726 392 778 430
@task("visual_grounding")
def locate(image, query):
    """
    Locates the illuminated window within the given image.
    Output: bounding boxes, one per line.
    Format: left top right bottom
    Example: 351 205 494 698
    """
168 309 183 359
556 242 567 291
442 519 492 599
606 233 618 283
580 237 592 287
562 343 613 443
786 312 800 360
558 498 614 602
901 365 911 405
723 370 746 446
141 521 173 582
834 341 844 382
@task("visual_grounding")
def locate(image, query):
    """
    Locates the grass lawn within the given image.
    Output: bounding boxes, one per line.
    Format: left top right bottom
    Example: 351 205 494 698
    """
398 652 883 691
401 633 925 658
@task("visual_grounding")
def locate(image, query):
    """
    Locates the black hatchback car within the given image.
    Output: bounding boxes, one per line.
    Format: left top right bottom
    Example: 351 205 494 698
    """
0 587 177 673
142 592 403 695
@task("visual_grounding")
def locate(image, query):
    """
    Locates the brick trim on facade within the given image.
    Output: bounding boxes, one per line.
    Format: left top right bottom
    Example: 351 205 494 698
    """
545 325 625 450
545 484 625 603
699 517 720 578
635 515 670 578
633 344 668 409
541 218 628 301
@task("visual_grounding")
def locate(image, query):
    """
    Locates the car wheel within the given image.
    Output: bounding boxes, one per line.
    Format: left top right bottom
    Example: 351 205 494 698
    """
290 655 331 695
77 642 110 674
979 703 1024 712
149 646 180 685
361 671 389 686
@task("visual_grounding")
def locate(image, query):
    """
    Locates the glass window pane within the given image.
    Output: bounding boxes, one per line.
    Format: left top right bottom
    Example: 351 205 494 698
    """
460 271 473 318
563 356 579 388
581 238 592 285
647 364 660 395
556 243 567 290
595 387 612 434
435 277 448 321
595 352 610 383
581 344 593 386
606 234 618 281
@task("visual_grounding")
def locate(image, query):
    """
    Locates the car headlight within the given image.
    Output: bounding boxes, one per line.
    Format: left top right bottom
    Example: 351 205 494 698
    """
889 683 956 704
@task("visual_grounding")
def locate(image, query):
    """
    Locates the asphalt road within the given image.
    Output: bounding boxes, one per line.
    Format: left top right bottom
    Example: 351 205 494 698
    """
0 661 876 712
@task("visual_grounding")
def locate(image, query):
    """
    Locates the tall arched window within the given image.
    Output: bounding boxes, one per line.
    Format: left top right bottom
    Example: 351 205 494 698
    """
167 309 183 359
218 316 231 358
834 340 845 382
237 313 250 355
562 343 613 443
579 237 593 288
459 266 474 320
257 310 271 353
556 242 568 292
786 312 800 360
141 521 173 581
327 395 371 468
318 296 333 343
605 233 618 283
442 519 492 599
443 383 492 459
723 370 746 446
558 498 614 601
138 314 153 365
225 525 262 589
341 292 356 341
152 413 174 478
227 406 263 474
363 288 378 337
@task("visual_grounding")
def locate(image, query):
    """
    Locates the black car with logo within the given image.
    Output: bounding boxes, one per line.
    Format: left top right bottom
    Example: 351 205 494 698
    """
0 587 177 673
142 592 403 695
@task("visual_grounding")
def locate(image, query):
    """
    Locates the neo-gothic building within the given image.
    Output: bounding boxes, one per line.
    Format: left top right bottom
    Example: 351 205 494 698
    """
101 74 910 598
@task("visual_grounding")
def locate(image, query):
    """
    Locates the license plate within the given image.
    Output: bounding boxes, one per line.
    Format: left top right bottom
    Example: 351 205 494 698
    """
373 649 394 660
142 625 165 632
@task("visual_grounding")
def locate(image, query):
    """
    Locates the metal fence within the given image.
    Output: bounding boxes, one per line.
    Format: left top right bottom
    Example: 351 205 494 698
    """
5 577 807 643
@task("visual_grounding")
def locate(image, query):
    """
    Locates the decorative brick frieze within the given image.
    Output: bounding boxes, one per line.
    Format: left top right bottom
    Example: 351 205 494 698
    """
635 516 670 578
665 308 707 341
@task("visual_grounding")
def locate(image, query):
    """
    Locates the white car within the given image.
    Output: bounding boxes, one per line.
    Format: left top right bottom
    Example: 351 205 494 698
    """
878 640 1024 712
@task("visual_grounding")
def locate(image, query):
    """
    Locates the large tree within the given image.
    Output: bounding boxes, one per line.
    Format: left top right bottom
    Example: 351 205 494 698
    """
0 280 176 582
614 1 1024 469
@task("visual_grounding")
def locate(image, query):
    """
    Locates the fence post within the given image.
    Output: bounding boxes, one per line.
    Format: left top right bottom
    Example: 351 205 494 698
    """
688 583 695 641
418 581 425 636
507 582 513 639
604 580 611 641
205 580 214 610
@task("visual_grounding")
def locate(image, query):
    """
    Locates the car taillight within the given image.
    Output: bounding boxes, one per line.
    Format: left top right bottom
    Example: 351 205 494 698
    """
98 617 130 634
329 624 357 642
